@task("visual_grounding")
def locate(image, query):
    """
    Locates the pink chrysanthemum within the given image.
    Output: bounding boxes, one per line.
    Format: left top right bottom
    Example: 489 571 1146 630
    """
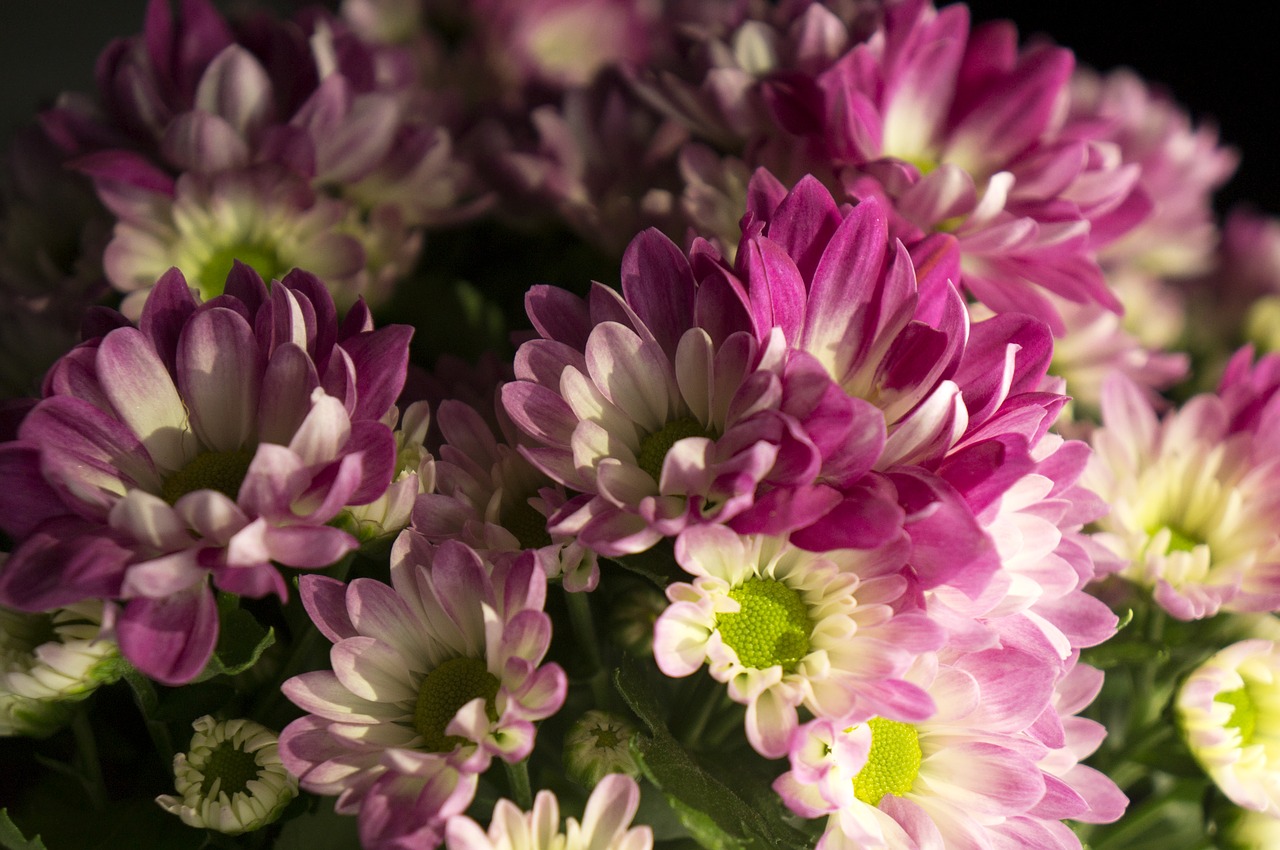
653 525 941 758
278 536 566 849
412 399 599 592
1084 360 1280 619
500 225 876 556
775 648 1125 850
43 0 479 312
0 265 410 683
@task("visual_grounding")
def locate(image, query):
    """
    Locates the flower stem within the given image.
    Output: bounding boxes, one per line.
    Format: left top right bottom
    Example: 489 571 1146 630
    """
70 708 106 810
504 758 533 810
564 587 610 708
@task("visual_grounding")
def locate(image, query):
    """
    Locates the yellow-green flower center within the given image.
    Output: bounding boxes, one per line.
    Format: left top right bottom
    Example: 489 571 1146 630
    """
1163 525 1203 554
196 243 283 300
636 417 714 483
413 656 501 753
200 740 261 797
853 717 923 806
715 578 813 672
161 448 256 505
1217 686 1258 746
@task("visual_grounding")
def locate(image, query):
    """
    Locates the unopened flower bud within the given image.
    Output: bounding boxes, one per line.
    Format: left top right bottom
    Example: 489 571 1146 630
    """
563 710 640 787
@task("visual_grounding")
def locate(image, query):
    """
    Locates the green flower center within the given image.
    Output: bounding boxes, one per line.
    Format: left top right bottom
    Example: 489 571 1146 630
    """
200 740 261 797
162 448 256 505
1163 525 1203 554
197 243 283 300
853 717 923 806
715 578 813 672
1217 686 1258 745
413 656 501 753
503 496 552 550
636 417 714 483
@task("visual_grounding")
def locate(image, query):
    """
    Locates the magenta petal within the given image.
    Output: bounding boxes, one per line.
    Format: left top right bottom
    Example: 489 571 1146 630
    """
258 344 321 445
788 483 905 550
801 197 890 358
620 229 696 359
0 445 66 538
178 306 261 452
300 574 358 643
525 285 592 351
264 525 357 569
343 325 413 423
139 269 199 373
762 174 844 283
742 236 806 344
0 518 133 609
728 484 843 538
890 469 998 596
117 582 219 685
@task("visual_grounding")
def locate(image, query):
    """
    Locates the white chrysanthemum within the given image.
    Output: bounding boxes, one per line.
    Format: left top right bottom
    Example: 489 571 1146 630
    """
156 715 298 835
445 774 651 850
1178 640 1280 815
1083 375 1280 619
653 526 941 758
1 599 119 738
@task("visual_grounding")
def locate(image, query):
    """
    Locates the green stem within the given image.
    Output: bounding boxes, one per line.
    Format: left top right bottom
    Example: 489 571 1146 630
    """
122 666 173 763
70 708 107 810
504 758 533 810
564 587 610 708
679 675 721 750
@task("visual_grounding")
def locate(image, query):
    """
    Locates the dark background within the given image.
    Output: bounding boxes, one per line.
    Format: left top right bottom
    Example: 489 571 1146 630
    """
2 1 1277 213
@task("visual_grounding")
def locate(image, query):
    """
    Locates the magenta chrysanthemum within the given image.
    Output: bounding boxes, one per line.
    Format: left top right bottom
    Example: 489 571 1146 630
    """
0 265 410 684
278 536 566 849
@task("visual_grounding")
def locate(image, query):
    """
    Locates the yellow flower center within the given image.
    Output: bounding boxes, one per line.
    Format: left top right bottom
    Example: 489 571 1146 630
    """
715 577 813 672
413 656 500 753
853 717 923 806
161 448 256 505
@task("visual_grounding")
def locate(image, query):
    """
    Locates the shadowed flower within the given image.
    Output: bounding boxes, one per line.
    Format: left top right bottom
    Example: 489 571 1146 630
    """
156 715 298 834
278 536 566 848
1 596 120 738
1178 639 1280 815
1084 364 1280 619
0 266 410 683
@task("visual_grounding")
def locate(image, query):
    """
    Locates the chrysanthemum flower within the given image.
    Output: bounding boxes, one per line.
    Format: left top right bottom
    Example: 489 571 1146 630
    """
446 774 651 850
775 648 1124 850
0 266 410 683
278 536 566 846
501 225 875 556
412 399 598 592
338 400 435 544
653 525 941 758
562 710 640 788
42 0 479 312
1177 639 1280 815
1 597 120 738
1083 369 1280 619
156 715 298 834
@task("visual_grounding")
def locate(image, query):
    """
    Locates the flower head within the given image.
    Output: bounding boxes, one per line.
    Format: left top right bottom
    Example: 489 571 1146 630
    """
0 266 411 683
446 774 651 850
155 715 298 834
1083 366 1280 619
653 525 941 758
563 710 640 788
278 536 566 847
1 597 120 738
1178 639 1280 814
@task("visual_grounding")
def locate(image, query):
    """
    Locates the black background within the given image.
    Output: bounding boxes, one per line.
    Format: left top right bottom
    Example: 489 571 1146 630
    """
2 1 1276 214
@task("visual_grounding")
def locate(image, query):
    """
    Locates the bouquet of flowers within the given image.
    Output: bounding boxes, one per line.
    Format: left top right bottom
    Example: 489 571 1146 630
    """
1 1 1277 848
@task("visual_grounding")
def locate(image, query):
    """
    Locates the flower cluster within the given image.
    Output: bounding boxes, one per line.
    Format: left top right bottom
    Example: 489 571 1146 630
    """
3 1 1280 850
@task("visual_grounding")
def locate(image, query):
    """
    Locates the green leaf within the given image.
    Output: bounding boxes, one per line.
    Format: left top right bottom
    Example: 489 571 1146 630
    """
192 597 276 682
275 796 362 850
0 810 47 850
608 540 682 588
614 661 809 850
